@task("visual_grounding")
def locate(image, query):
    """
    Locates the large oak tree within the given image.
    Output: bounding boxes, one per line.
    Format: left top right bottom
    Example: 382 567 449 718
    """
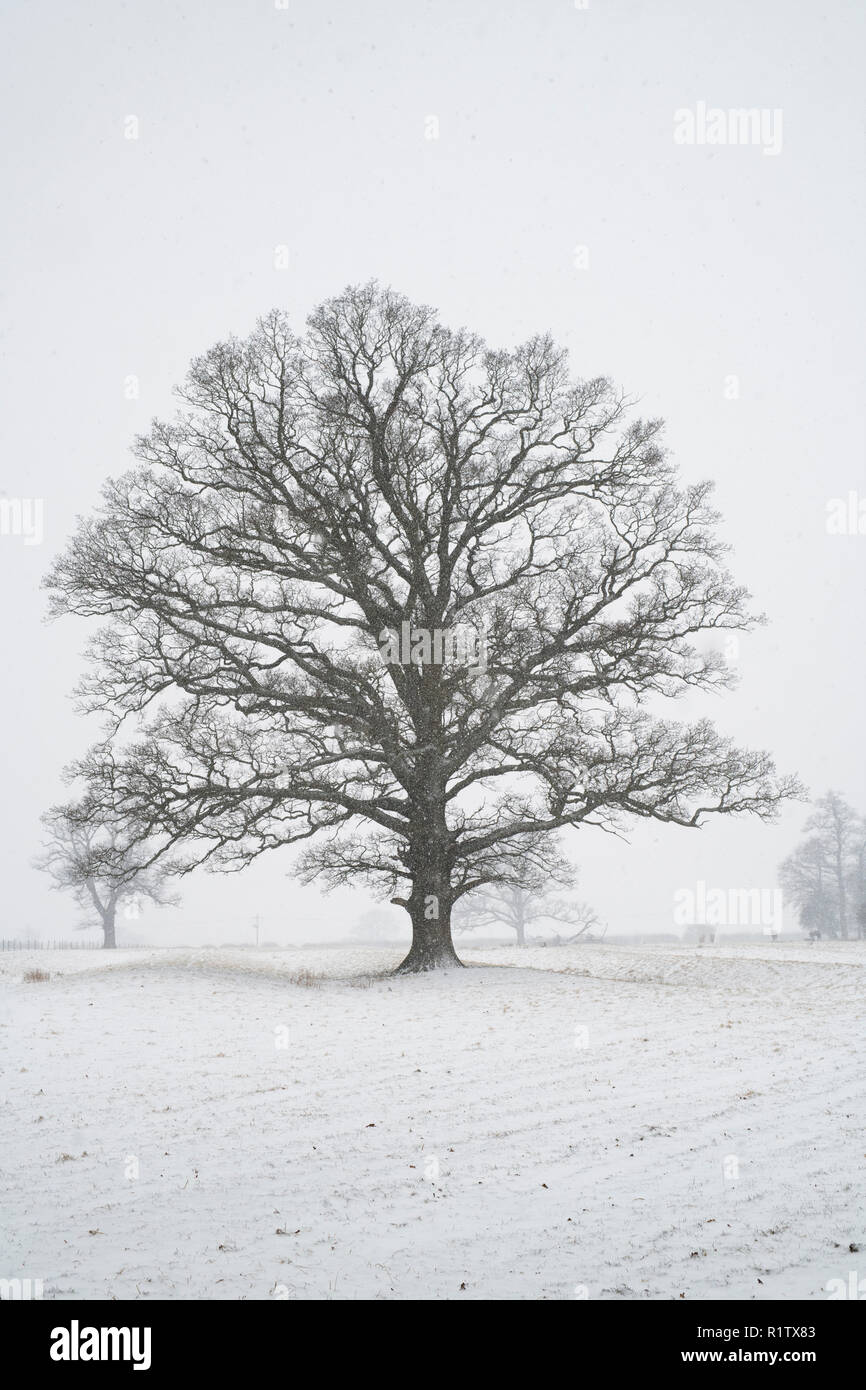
47 283 799 970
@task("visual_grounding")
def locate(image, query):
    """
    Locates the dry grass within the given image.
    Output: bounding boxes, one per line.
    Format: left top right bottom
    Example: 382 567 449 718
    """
345 972 382 989
23 968 50 983
287 969 323 989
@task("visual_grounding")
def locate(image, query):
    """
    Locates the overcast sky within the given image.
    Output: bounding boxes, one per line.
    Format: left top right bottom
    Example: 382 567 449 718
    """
1 0 863 944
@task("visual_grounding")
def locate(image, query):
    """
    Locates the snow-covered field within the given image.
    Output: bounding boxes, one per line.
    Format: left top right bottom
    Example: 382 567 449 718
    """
1 941 864 1300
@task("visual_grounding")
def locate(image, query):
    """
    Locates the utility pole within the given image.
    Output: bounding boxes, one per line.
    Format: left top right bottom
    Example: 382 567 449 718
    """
253 914 260 947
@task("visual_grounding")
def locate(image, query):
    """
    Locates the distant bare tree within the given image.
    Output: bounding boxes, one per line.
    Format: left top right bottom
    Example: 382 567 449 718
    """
46 283 801 971
453 836 599 944
852 834 866 940
35 800 179 948
780 792 864 939
780 836 837 938
351 907 409 942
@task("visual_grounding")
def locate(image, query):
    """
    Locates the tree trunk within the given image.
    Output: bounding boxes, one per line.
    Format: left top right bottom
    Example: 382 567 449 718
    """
395 801 462 973
835 848 848 940
395 901 462 972
102 907 117 949
515 913 526 947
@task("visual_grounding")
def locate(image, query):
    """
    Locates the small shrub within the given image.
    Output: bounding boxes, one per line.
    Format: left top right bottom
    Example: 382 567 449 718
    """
23 969 50 983
287 969 322 989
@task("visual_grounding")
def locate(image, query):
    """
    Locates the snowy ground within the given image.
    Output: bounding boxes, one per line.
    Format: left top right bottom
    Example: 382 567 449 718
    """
1 941 864 1301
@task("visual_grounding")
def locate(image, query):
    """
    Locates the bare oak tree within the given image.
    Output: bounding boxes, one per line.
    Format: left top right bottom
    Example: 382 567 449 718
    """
781 792 864 939
35 800 180 948
779 835 837 938
46 283 800 971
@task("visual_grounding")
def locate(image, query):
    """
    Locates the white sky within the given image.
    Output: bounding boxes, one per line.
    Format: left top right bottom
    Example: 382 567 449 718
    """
1 0 863 943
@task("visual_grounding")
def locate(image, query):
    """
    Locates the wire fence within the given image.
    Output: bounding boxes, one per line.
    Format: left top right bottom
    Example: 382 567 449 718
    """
0 938 104 951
